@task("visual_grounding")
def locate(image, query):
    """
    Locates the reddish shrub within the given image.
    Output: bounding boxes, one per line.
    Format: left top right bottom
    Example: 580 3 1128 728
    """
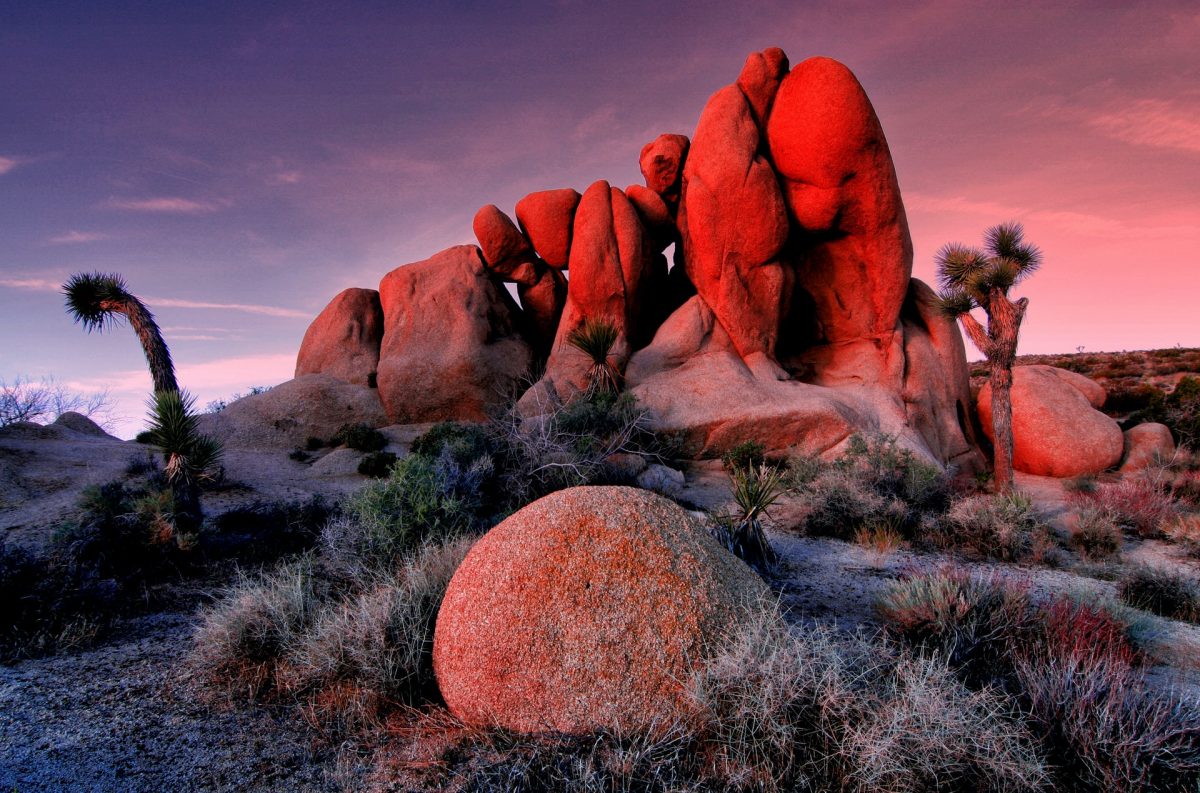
1037 596 1139 669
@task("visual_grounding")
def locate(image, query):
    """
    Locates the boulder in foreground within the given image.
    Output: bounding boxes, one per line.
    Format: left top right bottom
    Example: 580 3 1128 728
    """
433 485 768 734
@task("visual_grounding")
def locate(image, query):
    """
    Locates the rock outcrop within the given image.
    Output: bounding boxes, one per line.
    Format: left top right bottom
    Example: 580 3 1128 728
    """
295 288 384 387
433 486 768 734
290 47 1105 475
977 365 1124 477
376 245 532 424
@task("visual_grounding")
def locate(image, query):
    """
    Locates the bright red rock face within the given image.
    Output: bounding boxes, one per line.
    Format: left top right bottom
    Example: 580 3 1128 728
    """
515 188 580 270
294 287 383 387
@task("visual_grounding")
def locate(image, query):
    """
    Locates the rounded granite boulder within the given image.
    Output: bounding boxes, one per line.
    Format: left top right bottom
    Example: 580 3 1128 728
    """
432 485 769 735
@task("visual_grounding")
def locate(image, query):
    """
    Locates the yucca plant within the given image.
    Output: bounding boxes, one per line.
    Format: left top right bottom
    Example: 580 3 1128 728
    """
146 389 223 537
63 272 178 394
567 318 621 396
728 463 783 572
936 222 1042 494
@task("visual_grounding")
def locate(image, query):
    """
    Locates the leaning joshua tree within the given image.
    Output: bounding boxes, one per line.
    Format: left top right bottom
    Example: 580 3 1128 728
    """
936 223 1042 493
64 272 221 536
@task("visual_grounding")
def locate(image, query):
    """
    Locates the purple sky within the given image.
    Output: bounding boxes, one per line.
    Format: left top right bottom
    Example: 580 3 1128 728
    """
2 1 1198 437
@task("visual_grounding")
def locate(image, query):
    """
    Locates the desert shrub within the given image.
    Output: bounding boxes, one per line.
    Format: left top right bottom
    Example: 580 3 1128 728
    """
203 385 272 414
288 449 309 463
877 567 1036 686
786 434 952 540
304 435 325 451
722 440 767 473
934 492 1053 563
1037 595 1141 668
411 421 495 466
1164 513 1200 556
278 538 472 733
0 375 114 429
52 479 182 581
1015 654 1200 792
853 519 905 559
1064 473 1099 494
1128 375 1200 448
0 542 111 663
357 451 396 478
203 497 330 562
1072 470 1180 537
1117 564 1200 623
325 455 481 577
1105 381 1165 416
1069 506 1123 560
332 422 387 452
192 556 325 700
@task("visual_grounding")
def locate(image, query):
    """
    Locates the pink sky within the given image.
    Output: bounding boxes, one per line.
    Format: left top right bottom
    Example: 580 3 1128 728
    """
2 2 1198 437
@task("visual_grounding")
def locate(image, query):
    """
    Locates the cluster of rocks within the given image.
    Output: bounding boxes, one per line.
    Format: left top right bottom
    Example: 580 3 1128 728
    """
294 49 985 471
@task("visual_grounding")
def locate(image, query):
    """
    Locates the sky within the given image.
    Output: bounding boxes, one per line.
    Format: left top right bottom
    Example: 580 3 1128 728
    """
2 0 1198 438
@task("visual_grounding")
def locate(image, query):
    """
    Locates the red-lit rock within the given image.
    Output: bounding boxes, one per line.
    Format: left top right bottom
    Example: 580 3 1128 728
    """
518 266 567 359
473 204 540 285
977 365 1123 477
638 133 690 201
1120 422 1175 472
679 82 790 380
376 245 532 423
624 183 673 234
766 56 912 386
515 188 580 269
433 486 768 734
736 47 789 128
295 287 384 387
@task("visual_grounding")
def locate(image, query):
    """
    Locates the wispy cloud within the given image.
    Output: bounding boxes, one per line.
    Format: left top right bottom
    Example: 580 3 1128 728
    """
0 277 60 291
1088 99 1200 154
0 156 18 175
46 230 113 245
101 196 225 214
269 170 303 185
146 296 309 318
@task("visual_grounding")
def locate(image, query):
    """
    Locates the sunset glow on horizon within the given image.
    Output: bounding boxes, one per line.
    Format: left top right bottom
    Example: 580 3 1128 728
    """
2 2 1198 437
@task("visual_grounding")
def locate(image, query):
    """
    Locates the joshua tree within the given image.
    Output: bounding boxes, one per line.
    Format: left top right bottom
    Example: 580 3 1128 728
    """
64 272 221 537
63 272 178 394
936 223 1042 493
567 318 621 396
727 463 783 573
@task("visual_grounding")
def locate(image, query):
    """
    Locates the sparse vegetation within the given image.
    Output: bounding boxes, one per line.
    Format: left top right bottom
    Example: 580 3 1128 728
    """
1118 564 1200 624
1069 506 1123 560
723 463 783 572
331 422 387 452
722 439 767 473
0 375 114 429
203 385 272 414
356 450 396 477
567 318 621 395
1069 466 1181 537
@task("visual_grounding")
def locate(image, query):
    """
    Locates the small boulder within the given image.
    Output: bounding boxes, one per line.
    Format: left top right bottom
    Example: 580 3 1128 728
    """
515 188 580 269
637 463 686 497
51 411 109 438
1120 423 1175 472
472 204 540 285
295 287 384 387
433 486 768 734
639 133 690 200
977 365 1123 477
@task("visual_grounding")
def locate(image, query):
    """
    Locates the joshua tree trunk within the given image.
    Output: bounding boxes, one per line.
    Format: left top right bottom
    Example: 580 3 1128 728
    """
112 295 178 395
957 288 1028 494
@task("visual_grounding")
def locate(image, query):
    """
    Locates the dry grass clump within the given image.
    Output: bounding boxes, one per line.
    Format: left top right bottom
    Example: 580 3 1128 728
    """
1164 513 1200 557
1069 506 1123 561
192 537 472 732
1070 469 1181 538
878 567 1200 792
933 492 1057 564
1117 564 1200 624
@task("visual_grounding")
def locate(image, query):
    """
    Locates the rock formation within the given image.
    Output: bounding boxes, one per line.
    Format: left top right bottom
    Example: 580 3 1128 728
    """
290 47 1013 471
433 486 768 734
1120 422 1175 472
295 288 384 387
977 365 1124 477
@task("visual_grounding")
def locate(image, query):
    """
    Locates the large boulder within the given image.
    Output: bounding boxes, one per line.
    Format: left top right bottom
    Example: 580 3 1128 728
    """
977 365 1123 477
434 486 768 734
294 287 384 387
198 374 388 450
376 245 533 424
766 56 912 387
472 205 540 285
679 71 791 381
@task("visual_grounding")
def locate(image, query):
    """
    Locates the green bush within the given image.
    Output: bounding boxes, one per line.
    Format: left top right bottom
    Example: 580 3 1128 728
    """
722 440 766 473
357 451 397 478
326 454 482 576
1069 506 1123 561
933 492 1055 563
332 422 387 452
411 421 495 466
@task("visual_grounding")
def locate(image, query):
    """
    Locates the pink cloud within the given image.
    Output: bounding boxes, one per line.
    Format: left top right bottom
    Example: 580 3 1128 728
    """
146 296 309 318
0 277 60 291
0 155 18 175
1088 99 1200 154
101 196 225 213
47 230 113 245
